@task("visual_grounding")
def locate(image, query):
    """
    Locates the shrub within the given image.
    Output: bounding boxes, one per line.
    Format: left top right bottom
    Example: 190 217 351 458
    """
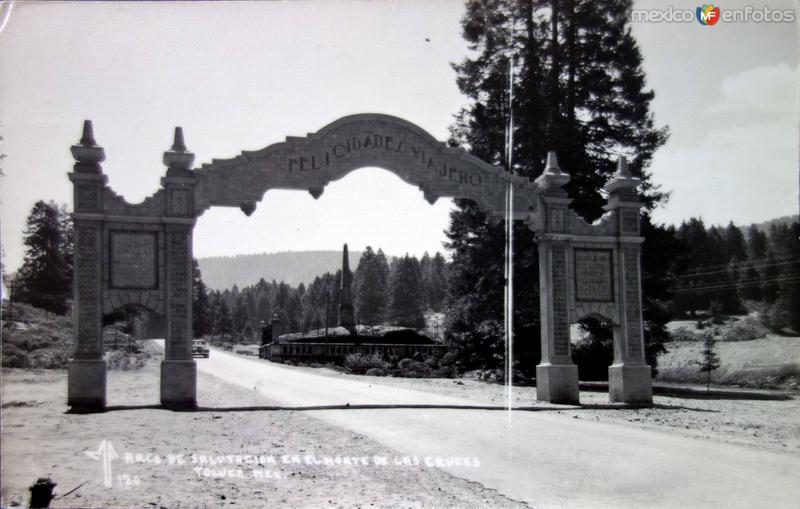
719 317 768 342
365 367 386 377
106 349 149 371
434 365 457 378
448 319 504 372
28 349 69 369
2 344 29 368
480 369 503 383
344 353 388 375
438 349 460 368
709 300 726 325
763 301 794 335
671 327 700 342
776 362 800 378
395 358 434 378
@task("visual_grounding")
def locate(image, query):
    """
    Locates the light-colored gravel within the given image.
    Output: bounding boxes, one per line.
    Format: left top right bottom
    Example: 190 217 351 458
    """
293 364 800 457
5 347 799 508
1 353 529 509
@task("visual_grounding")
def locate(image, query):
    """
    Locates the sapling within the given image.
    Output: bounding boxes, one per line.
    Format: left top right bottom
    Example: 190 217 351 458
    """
696 331 721 391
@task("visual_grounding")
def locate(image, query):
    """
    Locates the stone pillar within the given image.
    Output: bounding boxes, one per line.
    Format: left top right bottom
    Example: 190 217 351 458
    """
160 127 198 408
534 152 579 404
68 121 108 409
605 158 652 404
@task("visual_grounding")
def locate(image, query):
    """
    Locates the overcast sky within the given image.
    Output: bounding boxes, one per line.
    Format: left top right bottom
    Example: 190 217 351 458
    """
1 0 797 272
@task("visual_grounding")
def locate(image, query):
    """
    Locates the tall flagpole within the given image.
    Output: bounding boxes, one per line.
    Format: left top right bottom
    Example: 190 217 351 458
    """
505 56 515 411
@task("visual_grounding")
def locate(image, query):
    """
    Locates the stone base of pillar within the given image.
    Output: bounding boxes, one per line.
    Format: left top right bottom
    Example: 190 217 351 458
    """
160 360 197 409
609 363 653 405
68 359 107 409
536 363 579 404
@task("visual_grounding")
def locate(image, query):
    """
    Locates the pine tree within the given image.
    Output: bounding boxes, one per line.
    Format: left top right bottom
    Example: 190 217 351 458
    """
286 292 304 332
746 225 768 260
765 221 800 332
354 246 390 324
374 249 390 314
275 282 289 310
707 226 739 315
761 251 781 304
245 291 257 323
16 200 73 314
696 331 721 390
192 258 211 337
233 294 250 334
723 222 747 263
738 261 762 302
217 298 233 339
255 291 272 324
208 291 232 341
389 255 426 329
418 252 433 310
447 0 668 372
639 215 678 372
427 252 449 312
673 218 712 316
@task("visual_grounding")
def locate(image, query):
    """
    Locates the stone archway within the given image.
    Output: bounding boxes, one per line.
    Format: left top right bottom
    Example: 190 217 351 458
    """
67 114 652 409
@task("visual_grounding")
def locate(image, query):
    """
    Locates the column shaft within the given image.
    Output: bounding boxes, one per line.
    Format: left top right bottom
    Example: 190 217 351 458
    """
161 226 196 408
68 220 106 408
609 244 652 404
536 241 579 404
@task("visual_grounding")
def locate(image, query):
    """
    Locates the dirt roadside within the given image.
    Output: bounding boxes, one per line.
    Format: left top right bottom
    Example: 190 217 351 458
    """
280 360 800 457
1 353 529 509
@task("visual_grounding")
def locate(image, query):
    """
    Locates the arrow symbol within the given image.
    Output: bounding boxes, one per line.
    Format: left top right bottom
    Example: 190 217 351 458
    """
85 440 118 488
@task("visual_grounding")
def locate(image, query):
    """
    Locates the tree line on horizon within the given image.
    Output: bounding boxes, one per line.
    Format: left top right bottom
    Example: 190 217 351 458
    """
190 247 450 341
667 218 799 331
10 199 797 334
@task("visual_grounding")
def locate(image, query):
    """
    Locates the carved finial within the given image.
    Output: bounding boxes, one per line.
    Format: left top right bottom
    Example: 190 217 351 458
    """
163 126 194 171
603 154 641 199
80 120 96 146
545 151 560 174
616 156 631 177
71 120 105 168
172 127 187 152
534 150 570 193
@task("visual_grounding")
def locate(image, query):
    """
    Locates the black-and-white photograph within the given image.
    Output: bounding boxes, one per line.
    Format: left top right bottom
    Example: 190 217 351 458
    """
0 1 798 507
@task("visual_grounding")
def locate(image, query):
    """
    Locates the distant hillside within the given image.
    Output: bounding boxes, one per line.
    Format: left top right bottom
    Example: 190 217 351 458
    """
197 250 363 290
742 214 798 234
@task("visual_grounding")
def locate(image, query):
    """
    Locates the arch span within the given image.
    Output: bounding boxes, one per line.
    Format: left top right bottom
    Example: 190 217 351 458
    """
192 114 539 223
66 116 653 410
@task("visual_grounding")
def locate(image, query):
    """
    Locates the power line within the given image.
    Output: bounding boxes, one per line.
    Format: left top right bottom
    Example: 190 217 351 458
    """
673 273 800 292
670 252 799 275
672 258 800 280
671 274 800 294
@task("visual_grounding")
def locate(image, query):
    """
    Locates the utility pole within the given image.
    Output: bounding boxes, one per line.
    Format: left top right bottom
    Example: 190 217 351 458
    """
325 291 330 338
7 279 14 326
324 291 330 361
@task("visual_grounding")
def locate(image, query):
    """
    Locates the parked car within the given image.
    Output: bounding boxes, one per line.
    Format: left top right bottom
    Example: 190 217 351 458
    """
192 339 210 358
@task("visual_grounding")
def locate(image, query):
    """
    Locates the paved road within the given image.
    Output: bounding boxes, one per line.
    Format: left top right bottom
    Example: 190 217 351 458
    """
193 347 800 508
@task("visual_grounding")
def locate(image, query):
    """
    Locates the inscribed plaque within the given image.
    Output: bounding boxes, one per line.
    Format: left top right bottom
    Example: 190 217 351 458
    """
574 249 613 302
110 232 158 289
